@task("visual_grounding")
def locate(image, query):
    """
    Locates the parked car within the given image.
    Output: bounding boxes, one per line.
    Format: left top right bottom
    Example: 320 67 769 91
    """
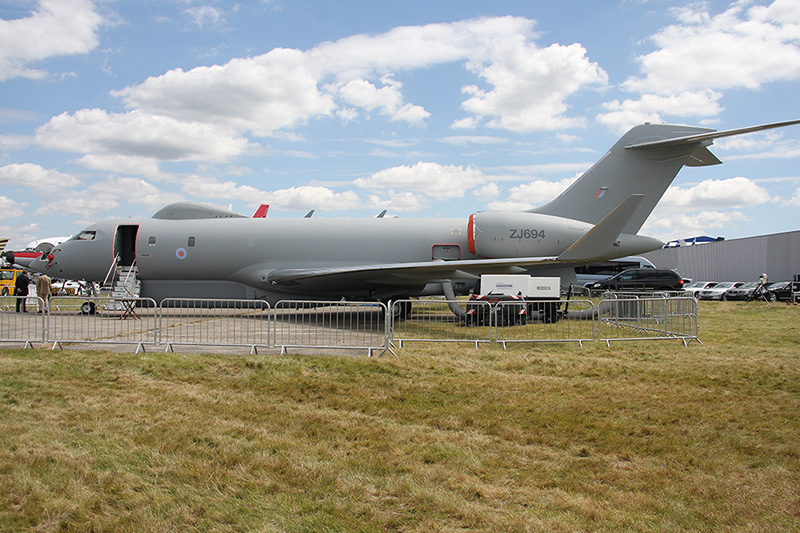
766 281 793 302
682 281 718 298
589 268 684 292
575 256 656 287
697 281 744 300
721 281 759 301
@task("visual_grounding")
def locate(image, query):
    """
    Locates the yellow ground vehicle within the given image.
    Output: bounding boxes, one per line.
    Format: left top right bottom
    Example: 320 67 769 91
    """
0 268 24 296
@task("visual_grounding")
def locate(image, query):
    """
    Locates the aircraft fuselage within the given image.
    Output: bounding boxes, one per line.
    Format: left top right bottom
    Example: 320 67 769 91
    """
35 212 652 303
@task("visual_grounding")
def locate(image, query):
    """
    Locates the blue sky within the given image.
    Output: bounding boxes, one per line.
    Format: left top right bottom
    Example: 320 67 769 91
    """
1 0 799 250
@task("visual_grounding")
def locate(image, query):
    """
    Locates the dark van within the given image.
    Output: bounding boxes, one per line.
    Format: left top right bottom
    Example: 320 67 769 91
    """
590 268 684 291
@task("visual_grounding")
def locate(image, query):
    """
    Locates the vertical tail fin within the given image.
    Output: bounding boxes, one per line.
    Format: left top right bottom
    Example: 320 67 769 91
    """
528 123 715 234
529 119 800 235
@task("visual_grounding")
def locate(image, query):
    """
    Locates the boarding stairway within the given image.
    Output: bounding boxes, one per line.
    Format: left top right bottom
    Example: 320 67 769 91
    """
102 257 141 311
111 266 141 298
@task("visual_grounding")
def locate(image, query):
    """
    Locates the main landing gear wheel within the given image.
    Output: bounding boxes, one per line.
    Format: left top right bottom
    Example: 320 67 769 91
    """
386 299 413 320
80 301 96 315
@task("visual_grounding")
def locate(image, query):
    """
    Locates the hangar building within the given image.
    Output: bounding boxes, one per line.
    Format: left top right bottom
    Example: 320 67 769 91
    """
642 230 800 284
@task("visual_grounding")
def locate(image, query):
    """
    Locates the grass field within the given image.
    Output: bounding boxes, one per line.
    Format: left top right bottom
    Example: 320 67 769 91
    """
1 301 798 531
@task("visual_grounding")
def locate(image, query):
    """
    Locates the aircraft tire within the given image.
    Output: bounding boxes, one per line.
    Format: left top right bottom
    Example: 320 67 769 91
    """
80 301 96 315
387 299 413 321
1 287 7 296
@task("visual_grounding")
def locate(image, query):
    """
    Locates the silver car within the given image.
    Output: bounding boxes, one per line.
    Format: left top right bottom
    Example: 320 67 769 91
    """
722 281 759 301
698 281 744 300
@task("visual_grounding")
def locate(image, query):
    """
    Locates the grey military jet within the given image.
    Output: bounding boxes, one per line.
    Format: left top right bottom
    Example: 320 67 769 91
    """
29 120 800 309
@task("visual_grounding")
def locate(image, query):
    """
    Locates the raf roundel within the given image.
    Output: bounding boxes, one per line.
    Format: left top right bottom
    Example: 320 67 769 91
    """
175 248 188 260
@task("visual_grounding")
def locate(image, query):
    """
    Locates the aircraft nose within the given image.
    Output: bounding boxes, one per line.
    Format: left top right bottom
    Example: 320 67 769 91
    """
27 254 51 274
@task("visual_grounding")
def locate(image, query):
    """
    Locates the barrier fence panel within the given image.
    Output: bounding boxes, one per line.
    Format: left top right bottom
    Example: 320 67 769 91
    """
494 299 597 348
159 299 271 353
273 301 389 356
597 296 699 345
664 297 700 344
390 299 493 349
46 296 158 351
0 296 46 347
0 294 699 353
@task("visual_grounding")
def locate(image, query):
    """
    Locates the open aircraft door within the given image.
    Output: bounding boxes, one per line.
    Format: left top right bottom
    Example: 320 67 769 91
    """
114 225 139 268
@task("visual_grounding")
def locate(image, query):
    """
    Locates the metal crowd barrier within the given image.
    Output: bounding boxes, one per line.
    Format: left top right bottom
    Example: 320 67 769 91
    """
47 295 159 352
0 296 46 347
273 300 390 357
494 299 597 348
596 296 699 346
0 294 699 354
390 299 492 349
159 298 271 353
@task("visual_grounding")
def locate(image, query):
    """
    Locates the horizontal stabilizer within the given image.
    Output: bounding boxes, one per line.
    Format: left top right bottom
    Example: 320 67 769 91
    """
625 119 800 150
557 195 643 262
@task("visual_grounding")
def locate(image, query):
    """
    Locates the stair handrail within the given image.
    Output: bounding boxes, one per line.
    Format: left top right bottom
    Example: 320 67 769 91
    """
120 258 139 296
103 253 121 288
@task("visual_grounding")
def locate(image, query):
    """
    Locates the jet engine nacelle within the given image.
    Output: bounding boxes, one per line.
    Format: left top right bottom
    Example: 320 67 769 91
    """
468 211 591 258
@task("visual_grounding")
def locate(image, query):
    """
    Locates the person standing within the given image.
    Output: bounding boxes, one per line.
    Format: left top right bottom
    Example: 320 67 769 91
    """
15 271 30 312
36 274 52 313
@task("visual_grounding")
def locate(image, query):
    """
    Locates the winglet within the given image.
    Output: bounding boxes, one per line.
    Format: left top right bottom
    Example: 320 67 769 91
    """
557 194 644 261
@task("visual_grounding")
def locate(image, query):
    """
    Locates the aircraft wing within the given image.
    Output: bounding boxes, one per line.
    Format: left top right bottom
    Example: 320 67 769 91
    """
264 255 567 288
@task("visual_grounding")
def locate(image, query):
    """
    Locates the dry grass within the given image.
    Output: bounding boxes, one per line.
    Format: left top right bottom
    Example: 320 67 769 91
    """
1 301 799 531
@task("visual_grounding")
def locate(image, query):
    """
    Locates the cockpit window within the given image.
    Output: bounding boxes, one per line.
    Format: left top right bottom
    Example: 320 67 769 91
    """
73 231 96 241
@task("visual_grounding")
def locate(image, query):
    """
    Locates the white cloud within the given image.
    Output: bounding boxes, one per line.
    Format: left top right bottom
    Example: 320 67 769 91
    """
262 186 363 211
36 109 254 164
722 138 800 160
0 0 105 81
36 190 119 216
35 175 182 217
180 175 267 203
0 196 25 219
460 42 607 132
441 135 509 146
625 0 800 94
112 49 336 136
597 90 724 132
472 183 502 200
486 177 577 210
641 210 749 241
601 0 800 128
658 177 772 210
106 177 183 209
365 191 430 212
110 16 605 140
0 163 80 192
185 6 224 29
77 154 163 178
355 162 486 200
785 187 800 206
338 76 429 124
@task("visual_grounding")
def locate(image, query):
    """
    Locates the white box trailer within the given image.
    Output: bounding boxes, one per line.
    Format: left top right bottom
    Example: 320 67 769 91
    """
479 275 560 298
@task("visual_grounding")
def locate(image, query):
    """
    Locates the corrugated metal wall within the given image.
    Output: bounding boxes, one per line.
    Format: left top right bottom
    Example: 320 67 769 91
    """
642 230 800 283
